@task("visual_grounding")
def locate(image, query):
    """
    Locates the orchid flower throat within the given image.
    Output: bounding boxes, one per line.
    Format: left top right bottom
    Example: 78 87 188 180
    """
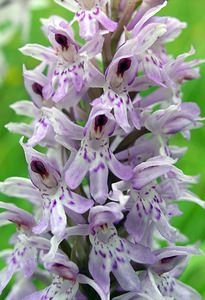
109 58 132 93
30 159 59 191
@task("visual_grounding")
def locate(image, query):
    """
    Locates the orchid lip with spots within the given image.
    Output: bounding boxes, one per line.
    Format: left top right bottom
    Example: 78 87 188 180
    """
0 0 204 299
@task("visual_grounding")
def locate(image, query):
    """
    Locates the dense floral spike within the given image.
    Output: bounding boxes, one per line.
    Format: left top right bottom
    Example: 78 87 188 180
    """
0 0 204 299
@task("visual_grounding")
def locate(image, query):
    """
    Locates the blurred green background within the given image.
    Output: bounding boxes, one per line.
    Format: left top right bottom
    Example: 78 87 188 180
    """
0 0 205 298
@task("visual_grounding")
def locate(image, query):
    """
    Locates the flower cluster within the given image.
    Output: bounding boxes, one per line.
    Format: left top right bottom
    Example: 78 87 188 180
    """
0 0 205 299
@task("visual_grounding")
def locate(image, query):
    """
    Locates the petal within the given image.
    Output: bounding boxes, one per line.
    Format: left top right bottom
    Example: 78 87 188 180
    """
27 118 50 147
78 274 108 300
23 65 48 108
128 76 154 92
179 191 205 209
90 162 109 204
115 23 166 58
0 267 15 294
154 245 202 260
19 44 56 62
0 201 35 228
108 153 133 181
87 62 105 88
143 52 166 87
78 14 99 40
125 204 149 243
44 224 89 261
94 10 117 32
10 101 38 118
112 260 140 292
5 122 33 138
112 292 139 300
114 100 131 133
154 209 178 242
125 240 156 264
133 156 175 189
32 216 49 235
0 177 41 205
88 247 111 295
79 35 104 58
154 16 187 43
50 200 67 237
6 278 36 300
54 0 79 12
173 280 201 300
43 107 84 140
21 141 60 193
141 87 172 108
43 235 63 262
63 190 94 213
20 247 37 278
130 1 167 35
65 153 90 190
139 270 164 300
23 289 46 300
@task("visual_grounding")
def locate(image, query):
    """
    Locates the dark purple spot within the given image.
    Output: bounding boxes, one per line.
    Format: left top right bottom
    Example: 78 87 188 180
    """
59 194 65 201
30 160 48 178
69 201 75 205
117 256 125 263
155 207 161 220
117 58 132 77
93 7 100 15
109 250 113 257
12 256 17 264
32 82 43 97
94 114 108 132
55 33 69 50
161 256 177 264
94 162 105 173
112 260 118 269
99 250 106 258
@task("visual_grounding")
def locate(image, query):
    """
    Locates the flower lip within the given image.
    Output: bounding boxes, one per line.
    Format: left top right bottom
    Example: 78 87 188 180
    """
55 33 69 50
32 82 43 97
117 58 132 77
30 160 49 179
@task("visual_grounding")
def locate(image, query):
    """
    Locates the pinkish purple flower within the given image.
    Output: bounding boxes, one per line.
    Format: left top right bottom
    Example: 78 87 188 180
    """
55 0 117 40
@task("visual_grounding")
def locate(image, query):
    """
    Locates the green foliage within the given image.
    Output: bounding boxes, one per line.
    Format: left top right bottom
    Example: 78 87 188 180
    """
0 0 205 298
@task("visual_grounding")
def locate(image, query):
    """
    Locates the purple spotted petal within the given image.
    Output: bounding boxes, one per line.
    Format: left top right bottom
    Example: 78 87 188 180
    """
63 190 94 213
112 260 140 292
108 153 134 181
125 204 149 243
50 199 67 237
90 162 109 204
88 247 111 295
65 153 89 190
94 10 117 32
